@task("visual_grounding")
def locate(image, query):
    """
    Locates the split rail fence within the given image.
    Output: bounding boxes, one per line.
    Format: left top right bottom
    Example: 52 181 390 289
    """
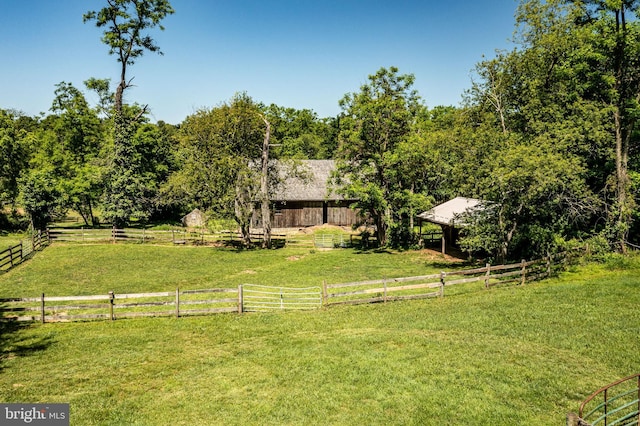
48 227 288 247
0 253 570 323
0 284 327 323
323 255 561 306
47 227 376 249
0 231 49 273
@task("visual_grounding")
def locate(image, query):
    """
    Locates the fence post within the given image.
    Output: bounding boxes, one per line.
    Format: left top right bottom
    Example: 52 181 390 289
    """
439 271 445 298
109 291 115 320
322 280 327 306
238 285 243 314
175 287 180 318
8 245 13 268
383 278 387 303
280 288 284 310
521 259 526 285
112 226 116 244
636 375 639 426
566 413 583 426
41 293 45 324
485 263 491 289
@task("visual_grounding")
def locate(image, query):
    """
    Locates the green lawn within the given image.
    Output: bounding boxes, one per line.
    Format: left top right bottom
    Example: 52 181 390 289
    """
0 244 638 425
0 243 461 297
0 231 29 251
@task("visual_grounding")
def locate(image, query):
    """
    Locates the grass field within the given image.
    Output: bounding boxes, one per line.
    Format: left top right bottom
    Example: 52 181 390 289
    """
0 243 464 297
0 231 29 251
0 243 639 425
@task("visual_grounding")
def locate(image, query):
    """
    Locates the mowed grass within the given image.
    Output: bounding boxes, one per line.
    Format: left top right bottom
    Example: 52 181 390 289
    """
0 243 458 297
0 244 638 425
0 232 29 250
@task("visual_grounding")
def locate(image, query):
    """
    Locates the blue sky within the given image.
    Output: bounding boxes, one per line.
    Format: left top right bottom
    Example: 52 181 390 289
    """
1 0 519 124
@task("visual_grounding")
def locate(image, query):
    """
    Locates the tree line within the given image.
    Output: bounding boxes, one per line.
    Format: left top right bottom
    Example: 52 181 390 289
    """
1 0 639 261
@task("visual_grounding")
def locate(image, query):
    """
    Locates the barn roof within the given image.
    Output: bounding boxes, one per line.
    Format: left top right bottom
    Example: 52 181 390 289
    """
417 197 483 226
272 160 346 202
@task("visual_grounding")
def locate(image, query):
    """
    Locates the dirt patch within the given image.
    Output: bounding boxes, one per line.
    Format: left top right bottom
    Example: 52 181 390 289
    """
240 269 257 275
272 224 358 235
417 248 467 263
286 255 305 261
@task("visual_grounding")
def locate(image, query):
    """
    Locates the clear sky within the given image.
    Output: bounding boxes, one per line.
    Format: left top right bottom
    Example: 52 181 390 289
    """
1 0 519 124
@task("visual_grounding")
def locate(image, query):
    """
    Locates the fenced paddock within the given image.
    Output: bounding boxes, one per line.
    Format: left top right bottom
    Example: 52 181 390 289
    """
0 251 571 323
47 227 377 249
48 227 288 247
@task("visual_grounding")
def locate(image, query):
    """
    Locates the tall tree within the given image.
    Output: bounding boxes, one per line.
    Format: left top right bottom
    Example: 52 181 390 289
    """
585 0 640 251
83 0 174 115
84 0 174 227
459 143 596 261
165 93 277 246
0 110 32 211
334 67 421 246
48 82 105 226
265 105 338 159
513 0 640 251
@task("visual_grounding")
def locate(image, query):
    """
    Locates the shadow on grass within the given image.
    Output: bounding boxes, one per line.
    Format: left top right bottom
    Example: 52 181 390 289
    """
0 315 53 373
353 247 394 255
217 238 288 251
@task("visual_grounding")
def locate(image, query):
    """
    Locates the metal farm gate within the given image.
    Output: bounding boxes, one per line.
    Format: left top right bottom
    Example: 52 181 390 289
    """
241 284 322 312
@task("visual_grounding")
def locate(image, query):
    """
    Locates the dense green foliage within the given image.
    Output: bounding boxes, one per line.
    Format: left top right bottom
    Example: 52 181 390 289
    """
0 245 638 424
2 0 640 260
333 67 426 247
84 0 175 227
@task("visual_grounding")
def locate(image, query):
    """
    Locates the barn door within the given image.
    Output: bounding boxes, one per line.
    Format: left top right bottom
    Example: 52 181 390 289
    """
322 202 328 224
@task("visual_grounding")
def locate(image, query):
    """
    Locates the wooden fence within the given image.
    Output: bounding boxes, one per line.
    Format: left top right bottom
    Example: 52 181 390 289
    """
0 284 326 322
48 227 289 247
0 287 241 323
47 227 380 249
0 252 571 323
323 256 560 306
0 230 49 273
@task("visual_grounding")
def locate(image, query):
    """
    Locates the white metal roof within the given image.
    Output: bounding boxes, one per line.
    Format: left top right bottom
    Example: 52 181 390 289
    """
417 197 483 226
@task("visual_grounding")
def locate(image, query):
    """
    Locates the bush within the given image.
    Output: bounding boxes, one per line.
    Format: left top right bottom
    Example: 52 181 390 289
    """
0 210 29 232
387 222 419 250
584 234 612 259
602 252 636 270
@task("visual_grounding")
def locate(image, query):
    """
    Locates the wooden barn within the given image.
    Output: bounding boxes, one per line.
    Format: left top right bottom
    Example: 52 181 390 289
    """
252 160 359 228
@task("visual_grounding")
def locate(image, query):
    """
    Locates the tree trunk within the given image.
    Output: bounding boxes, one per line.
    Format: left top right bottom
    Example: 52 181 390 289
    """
234 200 252 247
612 5 633 254
376 214 387 247
260 116 272 249
614 109 629 253
87 198 95 227
115 58 127 114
